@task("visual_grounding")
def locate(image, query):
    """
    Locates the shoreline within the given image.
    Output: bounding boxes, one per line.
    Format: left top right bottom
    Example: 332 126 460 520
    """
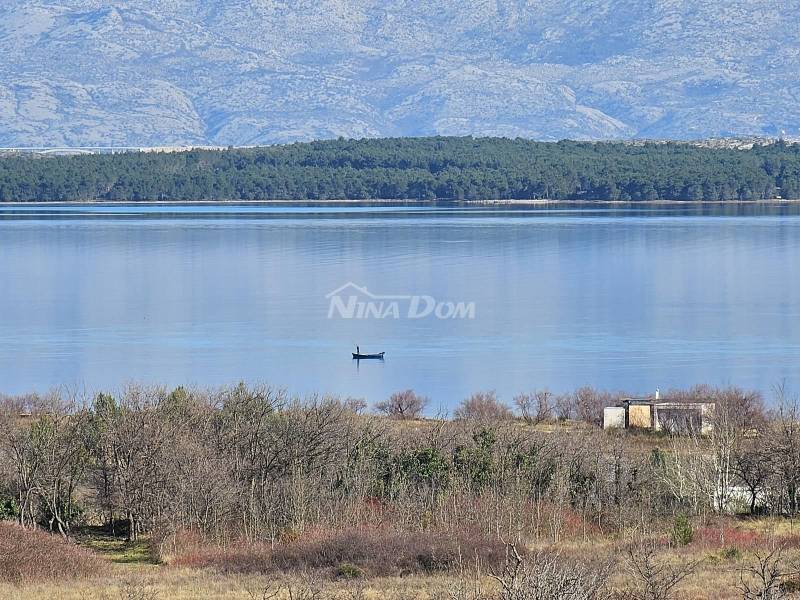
1 198 800 206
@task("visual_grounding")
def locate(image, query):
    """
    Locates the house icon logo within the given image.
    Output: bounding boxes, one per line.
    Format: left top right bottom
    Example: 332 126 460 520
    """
326 282 476 320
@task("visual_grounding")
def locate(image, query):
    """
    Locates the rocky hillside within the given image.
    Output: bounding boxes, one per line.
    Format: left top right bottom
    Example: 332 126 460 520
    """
1 1 798 146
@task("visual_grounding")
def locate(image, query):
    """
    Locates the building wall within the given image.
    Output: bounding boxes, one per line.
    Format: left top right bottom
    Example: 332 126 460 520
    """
603 407 626 429
628 404 652 428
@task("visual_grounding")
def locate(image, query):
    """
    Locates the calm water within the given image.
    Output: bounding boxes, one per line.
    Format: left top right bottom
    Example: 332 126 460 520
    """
1 202 799 410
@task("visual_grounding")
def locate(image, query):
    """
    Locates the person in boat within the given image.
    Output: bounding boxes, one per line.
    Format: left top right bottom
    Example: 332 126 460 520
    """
356 345 360 355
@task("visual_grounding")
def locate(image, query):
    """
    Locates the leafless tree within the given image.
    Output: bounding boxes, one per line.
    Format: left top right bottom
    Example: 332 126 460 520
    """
554 394 575 421
341 396 368 414
732 437 772 514
765 386 800 515
375 389 428 420
455 391 513 422
514 391 552 424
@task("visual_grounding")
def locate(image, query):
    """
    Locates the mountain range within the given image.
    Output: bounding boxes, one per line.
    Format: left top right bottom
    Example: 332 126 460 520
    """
1 1 799 147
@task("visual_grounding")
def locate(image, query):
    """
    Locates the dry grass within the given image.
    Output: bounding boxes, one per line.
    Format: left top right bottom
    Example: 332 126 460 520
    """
0 554 780 600
0 568 460 600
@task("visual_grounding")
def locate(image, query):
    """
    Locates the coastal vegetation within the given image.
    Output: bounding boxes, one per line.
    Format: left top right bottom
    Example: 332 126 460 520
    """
3 383 800 598
1 137 800 202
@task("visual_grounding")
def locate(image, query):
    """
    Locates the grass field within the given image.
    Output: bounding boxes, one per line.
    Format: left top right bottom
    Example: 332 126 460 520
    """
4 516 800 599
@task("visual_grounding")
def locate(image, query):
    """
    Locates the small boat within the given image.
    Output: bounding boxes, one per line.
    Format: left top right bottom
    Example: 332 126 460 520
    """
352 351 385 360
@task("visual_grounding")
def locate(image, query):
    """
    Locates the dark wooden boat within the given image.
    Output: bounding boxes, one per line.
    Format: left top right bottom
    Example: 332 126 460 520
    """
352 352 385 360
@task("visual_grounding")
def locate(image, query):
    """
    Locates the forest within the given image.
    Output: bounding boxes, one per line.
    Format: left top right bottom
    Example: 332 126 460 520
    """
1 138 800 202
3 383 800 599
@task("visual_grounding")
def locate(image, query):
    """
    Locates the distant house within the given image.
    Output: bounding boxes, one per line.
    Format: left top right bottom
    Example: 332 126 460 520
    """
603 391 714 434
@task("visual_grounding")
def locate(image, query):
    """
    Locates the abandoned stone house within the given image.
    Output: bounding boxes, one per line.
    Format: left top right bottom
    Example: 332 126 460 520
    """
603 392 714 434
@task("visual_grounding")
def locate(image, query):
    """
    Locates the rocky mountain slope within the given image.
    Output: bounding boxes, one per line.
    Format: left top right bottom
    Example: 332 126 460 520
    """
1 1 798 147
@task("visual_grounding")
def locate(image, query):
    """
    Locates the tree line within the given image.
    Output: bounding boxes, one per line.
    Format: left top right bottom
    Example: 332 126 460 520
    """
0 382 796 546
1 137 800 202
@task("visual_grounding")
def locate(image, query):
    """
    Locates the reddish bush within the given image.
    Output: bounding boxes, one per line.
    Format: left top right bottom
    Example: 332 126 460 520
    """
171 544 272 573
0 522 104 583
171 527 509 577
151 527 206 563
692 526 766 550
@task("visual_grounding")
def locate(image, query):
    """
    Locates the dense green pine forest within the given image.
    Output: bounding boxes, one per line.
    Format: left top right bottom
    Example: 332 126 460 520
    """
1 137 799 202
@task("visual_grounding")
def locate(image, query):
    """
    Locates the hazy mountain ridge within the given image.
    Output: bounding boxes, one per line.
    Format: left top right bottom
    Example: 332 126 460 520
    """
1 0 799 147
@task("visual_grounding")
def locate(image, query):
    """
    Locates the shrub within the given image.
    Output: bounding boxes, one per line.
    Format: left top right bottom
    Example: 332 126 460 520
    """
454 429 496 488
781 577 800 594
396 446 451 489
336 562 364 579
170 544 272 573
739 547 797 599
490 542 613 600
171 527 510 577
0 493 18 520
692 525 764 550
622 541 700 600
671 514 694 547
150 527 205 564
273 527 508 576
375 389 428 419
720 546 742 561
454 391 513 421
0 522 104 583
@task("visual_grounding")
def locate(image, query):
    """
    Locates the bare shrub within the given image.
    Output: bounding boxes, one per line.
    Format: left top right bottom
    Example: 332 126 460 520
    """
170 542 272 573
0 522 104 583
246 585 283 600
273 527 508 576
489 542 613 600
150 527 205 564
738 546 800 600
454 392 513 421
285 574 326 600
338 577 370 600
245 577 324 600
119 577 160 600
375 389 428 419
172 528 508 577
619 540 701 600
439 553 492 600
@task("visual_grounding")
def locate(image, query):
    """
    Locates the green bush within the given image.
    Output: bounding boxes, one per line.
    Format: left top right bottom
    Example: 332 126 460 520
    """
720 546 741 561
781 577 800 593
336 563 364 579
671 514 694 546
0 494 19 520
